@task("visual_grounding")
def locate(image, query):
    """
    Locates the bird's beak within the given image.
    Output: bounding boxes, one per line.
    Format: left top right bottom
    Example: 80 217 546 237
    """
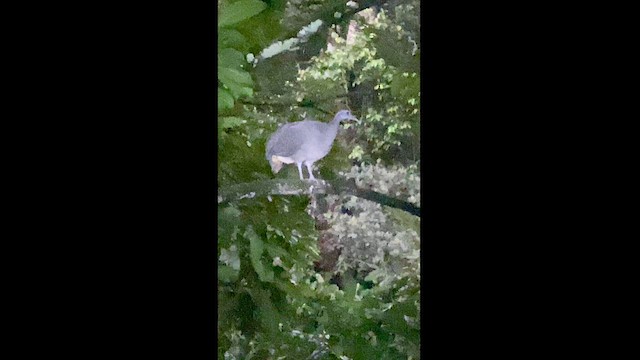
350 116 360 124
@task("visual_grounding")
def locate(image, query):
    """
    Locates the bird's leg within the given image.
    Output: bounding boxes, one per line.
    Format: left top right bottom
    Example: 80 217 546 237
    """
305 162 317 181
296 162 304 180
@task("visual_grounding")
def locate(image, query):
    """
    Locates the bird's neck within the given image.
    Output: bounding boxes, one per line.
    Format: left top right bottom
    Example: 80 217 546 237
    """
324 116 342 142
329 116 343 128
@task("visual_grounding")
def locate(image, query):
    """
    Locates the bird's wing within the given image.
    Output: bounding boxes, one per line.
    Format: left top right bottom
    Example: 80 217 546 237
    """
266 122 317 158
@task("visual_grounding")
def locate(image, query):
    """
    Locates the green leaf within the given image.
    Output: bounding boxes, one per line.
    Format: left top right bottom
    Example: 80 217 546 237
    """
245 225 274 282
385 206 420 235
235 9 286 50
218 88 234 111
220 205 242 219
218 0 267 27
219 117 246 130
217 205 240 246
218 264 239 282
264 243 289 259
218 66 254 99
219 48 246 70
218 29 248 51
246 288 280 335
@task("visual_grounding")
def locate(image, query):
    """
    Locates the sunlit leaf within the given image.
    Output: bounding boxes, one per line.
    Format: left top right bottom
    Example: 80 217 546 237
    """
218 66 254 99
218 87 234 111
219 47 246 70
218 29 248 51
218 0 267 27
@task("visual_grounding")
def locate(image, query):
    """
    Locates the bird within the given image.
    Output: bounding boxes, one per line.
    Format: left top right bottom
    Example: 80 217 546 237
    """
266 109 359 181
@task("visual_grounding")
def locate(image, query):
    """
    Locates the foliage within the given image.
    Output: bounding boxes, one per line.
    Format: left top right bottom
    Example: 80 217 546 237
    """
218 1 421 358
289 7 420 165
219 195 420 359
341 160 420 207
218 0 262 111
218 0 286 112
324 194 420 276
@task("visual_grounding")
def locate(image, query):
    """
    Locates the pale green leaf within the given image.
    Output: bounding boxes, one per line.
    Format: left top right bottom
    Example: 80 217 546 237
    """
218 66 254 99
218 29 248 51
218 264 239 282
218 0 267 27
218 87 234 111
264 243 289 259
219 48 246 70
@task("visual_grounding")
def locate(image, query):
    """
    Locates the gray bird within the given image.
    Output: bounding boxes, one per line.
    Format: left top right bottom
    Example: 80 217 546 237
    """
266 109 359 180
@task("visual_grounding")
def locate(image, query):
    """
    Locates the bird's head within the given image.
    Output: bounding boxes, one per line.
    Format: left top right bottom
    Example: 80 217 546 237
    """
334 109 359 124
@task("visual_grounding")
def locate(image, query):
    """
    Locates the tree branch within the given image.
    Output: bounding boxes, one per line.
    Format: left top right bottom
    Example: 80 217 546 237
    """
332 177 421 217
218 177 420 217
217 179 334 204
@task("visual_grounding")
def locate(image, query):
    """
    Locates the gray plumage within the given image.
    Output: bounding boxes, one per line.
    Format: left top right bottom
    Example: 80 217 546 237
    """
266 109 359 180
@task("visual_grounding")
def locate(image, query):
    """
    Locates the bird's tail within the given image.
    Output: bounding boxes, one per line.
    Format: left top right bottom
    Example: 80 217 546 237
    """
269 155 295 174
269 155 283 173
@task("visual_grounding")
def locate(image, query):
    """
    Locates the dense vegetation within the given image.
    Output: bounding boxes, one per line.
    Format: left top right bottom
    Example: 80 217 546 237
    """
218 1 420 358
